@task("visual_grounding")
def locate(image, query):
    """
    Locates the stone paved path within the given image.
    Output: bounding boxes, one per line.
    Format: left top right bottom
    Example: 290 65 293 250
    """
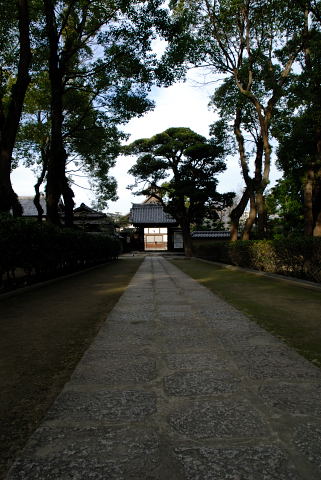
6 257 321 479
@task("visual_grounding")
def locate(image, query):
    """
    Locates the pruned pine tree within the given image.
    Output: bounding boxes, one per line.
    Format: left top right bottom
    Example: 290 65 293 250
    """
126 126 234 256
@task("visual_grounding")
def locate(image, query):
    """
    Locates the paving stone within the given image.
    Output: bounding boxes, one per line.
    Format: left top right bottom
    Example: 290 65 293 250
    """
164 370 241 396
185 292 215 302
160 327 210 339
258 382 321 415
160 316 200 327
199 307 248 321
104 322 156 339
165 353 230 370
7 426 160 480
70 355 157 386
169 398 268 439
107 311 155 323
173 446 301 480
162 336 215 352
82 347 153 362
159 304 192 312
234 345 321 380
45 390 157 423
156 294 181 302
218 332 280 348
112 303 155 314
293 423 321 473
7 256 321 480
204 318 262 333
93 338 152 348
121 294 154 303
158 311 197 322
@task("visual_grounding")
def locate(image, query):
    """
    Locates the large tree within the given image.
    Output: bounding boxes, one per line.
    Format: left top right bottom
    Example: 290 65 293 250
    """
210 78 266 240
15 73 123 221
0 0 32 215
125 126 234 256
164 0 305 239
272 6 321 236
41 0 168 225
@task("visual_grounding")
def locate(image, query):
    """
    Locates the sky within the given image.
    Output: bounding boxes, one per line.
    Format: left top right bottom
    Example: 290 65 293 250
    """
11 69 282 215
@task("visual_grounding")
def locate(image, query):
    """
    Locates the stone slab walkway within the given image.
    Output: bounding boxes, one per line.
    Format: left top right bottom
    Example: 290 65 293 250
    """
6 256 321 479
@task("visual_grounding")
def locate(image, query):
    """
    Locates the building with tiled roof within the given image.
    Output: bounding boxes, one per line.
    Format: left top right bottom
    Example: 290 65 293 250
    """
73 203 115 233
129 201 183 252
20 195 47 217
129 203 177 226
19 197 114 233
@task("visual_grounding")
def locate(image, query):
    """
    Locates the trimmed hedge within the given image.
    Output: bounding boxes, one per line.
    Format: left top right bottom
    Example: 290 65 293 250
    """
0 214 121 290
193 237 321 283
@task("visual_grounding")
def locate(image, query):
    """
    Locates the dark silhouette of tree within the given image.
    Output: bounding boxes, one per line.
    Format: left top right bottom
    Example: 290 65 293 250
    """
0 0 32 215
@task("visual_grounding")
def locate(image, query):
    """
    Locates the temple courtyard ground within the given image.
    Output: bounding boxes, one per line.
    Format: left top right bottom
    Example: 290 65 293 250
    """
1 255 321 479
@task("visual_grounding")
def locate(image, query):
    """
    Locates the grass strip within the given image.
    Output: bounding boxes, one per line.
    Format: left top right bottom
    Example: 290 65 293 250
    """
171 258 321 367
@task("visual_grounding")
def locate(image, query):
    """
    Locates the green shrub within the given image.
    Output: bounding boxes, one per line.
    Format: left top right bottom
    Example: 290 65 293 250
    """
193 237 321 283
0 214 120 289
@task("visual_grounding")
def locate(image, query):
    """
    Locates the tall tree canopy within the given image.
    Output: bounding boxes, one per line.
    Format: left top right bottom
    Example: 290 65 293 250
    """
126 126 234 256
272 8 321 236
41 0 169 225
163 0 306 239
1 0 170 224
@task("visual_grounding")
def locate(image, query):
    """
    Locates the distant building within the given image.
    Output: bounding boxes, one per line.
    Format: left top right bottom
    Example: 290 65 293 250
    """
19 195 47 219
19 197 115 234
73 203 115 234
129 199 183 252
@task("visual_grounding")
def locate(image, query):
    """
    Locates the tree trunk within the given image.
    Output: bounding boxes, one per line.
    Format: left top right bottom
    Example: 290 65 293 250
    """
34 184 44 222
34 145 49 222
242 194 256 240
0 0 31 214
180 219 193 257
312 124 321 236
313 177 321 236
304 167 314 236
62 178 75 228
313 210 321 236
182 231 193 257
43 0 66 226
229 187 250 241
256 191 266 238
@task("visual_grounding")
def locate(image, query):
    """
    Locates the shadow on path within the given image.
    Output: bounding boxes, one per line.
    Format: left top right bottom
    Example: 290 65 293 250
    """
6 257 321 479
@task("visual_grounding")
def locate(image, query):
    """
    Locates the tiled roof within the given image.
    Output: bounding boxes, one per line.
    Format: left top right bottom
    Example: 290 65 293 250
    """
191 231 230 238
19 196 47 216
74 203 106 219
130 203 177 225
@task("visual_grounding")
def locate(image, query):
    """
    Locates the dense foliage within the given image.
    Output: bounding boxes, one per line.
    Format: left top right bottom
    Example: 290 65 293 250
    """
0 214 120 290
163 0 321 239
0 0 170 223
193 237 321 283
1 0 321 244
